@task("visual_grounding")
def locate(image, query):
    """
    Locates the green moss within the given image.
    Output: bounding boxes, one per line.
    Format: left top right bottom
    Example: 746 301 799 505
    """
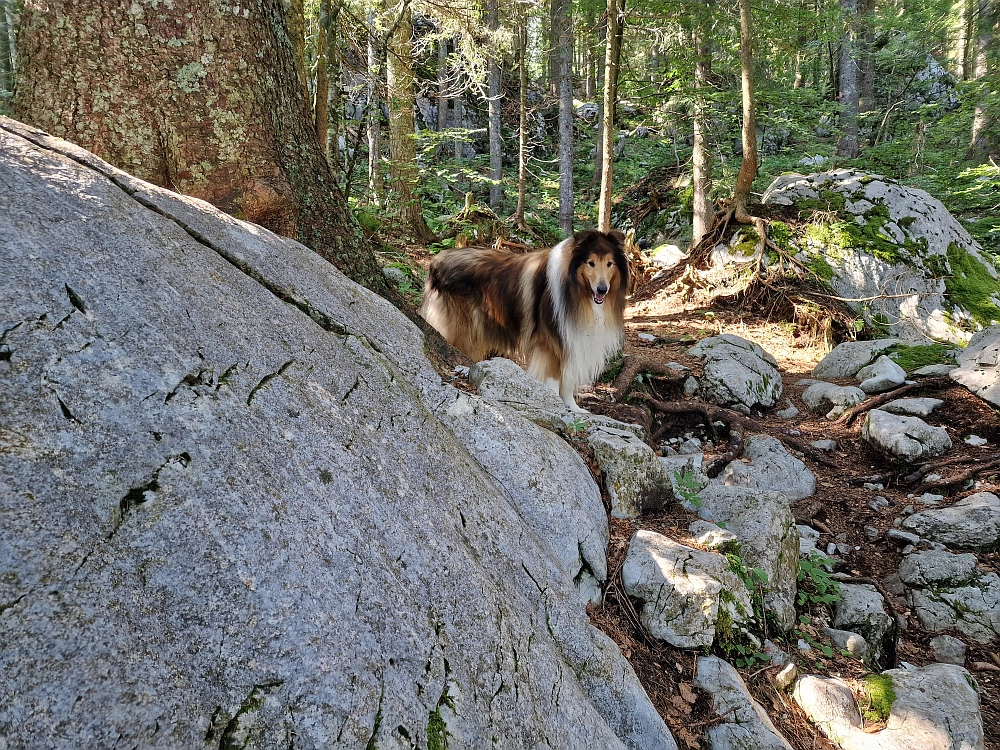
886 343 957 372
732 227 760 256
806 255 837 281
861 674 896 724
945 242 1000 326
428 709 448 750
769 221 794 252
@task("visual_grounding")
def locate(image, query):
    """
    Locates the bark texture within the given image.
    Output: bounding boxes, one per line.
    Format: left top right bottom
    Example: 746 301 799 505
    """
836 0 860 158
487 0 503 208
514 15 529 227
367 10 384 203
11 0 386 292
692 9 713 247
732 0 758 222
554 0 575 234
968 0 994 161
597 0 624 232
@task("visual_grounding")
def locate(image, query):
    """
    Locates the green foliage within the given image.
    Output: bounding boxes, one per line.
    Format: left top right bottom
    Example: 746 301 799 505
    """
805 254 836 282
796 551 841 608
945 242 1000 326
672 470 704 510
886 343 957 372
599 353 627 383
860 674 897 724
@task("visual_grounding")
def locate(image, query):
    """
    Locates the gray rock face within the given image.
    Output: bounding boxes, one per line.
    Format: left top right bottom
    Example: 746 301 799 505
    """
688 336 783 410
802 381 867 419
833 584 897 669
622 532 752 649
695 486 799 630
763 169 1000 343
913 363 958 377
856 355 907 393
861 409 952 461
793 665 985 750
900 550 1000 643
693 656 794 750
880 397 944 416
812 339 903 379
902 492 1000 548
717 435 816 502
951 325 1000 408
469 357 569 428
0 119 678 749
930 634 967 665
589 426 673 519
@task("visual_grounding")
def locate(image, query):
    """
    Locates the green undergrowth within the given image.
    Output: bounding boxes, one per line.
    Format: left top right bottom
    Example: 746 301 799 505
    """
860 673 897 724
886 343 957 371
945 242 1000 326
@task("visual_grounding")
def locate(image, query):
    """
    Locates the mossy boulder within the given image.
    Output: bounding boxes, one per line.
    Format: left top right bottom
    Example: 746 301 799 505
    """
762 169 1000 343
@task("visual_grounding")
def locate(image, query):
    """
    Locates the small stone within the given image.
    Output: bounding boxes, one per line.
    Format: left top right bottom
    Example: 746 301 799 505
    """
677 437 702 455
868 501 882 512
683 376 699 396
810 439 838 451
837 543 851 555
824 628 868 657
902 544 915 554
795 378 819 386
903 505 915 515
912 363 957 377
930 634 966 665
886 529 920 546
797 525 820 557
864 526 880 540
666 362 690 373
637 332 657 342
965 434 988 447
763 640 792 668
864 483 885 491
925 473 941 482
826 543 837 556
731 403 751 416
857 355 907 393
797 639 812 652
787 429 801 436
874 496 889 507
775 400 800 419
773 662 797 689
917 492 943 505
454 365 470 376
893 517 902 527
880 397 944 417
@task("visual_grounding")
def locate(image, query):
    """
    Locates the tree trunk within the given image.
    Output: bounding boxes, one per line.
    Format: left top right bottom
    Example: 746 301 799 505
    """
591 12 608 192
0 0 11 102
692 5 714 247
597 0 623 233
487 0 503 208
367 11 384 205
732 0 758 222
454 92 464 166
792 0 807 88
555 0 575 234
437 38 448 139
548 0 559 96
857 0 874 112
968 0 993 161
11 0 385 292
514 13 529 227
325 4 343 173
385 1 432 240
836 0 860 157
284 0 309 98
315 0 330 156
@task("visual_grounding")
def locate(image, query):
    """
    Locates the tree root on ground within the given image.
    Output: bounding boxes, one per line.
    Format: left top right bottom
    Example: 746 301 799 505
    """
612 358 686 403
634 395 839 477
835 377 951 426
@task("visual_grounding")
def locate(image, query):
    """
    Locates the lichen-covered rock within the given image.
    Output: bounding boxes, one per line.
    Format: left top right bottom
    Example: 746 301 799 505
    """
469 357 570 429
861 409 952 461
622 532 752 649
793 665 984 750
763 169 1000 343
930 634 967 665
717 435 816 501
589 426 673 518
950 325 1000 408
832 584 897 669
802 381 867 419
880 397 944 416
900 550 1000 643
694 486 799 630
902 492 1000 549
812 339 904 378
856 355 907 393
693 656 794 750
0 119 677 750
688 335 783 410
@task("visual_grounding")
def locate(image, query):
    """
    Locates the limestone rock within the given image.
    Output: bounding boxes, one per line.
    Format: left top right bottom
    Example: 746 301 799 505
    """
913 363 957 377
951 325 1000 408
763 169 1000 343
812 339 903 379
802 381 867 419
897 548 979 587
0 118 677 750
861 410 952 461
716 435 816 502
689 336 783 410
901 550 1000 643
880 397 944 416
469 357 569 429
824 628 868 657
693 656 794 750
622 532 752 649
833 584 897 669
930 634 967 665
695 485 799 630
793 665 984 750
797 525 821 557
589 426 673 519
902 492 1000 548
856 355 907 393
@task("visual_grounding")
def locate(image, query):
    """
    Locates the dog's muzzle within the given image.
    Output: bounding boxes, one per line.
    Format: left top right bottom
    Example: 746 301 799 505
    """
594 283 609 304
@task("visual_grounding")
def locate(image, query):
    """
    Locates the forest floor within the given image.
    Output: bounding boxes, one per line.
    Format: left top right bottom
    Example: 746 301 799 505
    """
396 241 1000 750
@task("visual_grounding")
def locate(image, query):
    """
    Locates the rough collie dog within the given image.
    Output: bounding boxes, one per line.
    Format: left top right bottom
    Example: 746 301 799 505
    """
422 229 629 411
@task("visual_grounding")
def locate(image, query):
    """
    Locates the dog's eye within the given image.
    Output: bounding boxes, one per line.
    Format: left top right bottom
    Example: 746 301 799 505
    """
588 260 595 267
607 261 613 267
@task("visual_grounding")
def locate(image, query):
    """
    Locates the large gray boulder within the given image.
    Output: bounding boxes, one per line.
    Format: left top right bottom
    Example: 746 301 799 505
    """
812 339 903 379
861 410 952 461
688 335 783 411
802 381 867 419
950 325 1000 408
793 665 984 750
622 532 752 649
716 434 816 501
694 486 799 631
589 425 674 519
856 355 907 393
902 491 1000 549
763 170 1000 343
0 118 677 749
832 584 897 670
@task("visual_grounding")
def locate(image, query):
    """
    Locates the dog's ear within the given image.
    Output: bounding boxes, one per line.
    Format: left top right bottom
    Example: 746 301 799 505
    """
607 229 626 244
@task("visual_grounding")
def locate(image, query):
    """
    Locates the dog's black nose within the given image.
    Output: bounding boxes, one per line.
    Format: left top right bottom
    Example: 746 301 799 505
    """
597 283 609 295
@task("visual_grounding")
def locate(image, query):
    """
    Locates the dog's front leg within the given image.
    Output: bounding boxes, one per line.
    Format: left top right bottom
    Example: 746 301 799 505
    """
559 380 587 412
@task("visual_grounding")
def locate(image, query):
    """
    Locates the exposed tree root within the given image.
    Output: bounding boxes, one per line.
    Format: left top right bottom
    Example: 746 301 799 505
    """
835 377 951 426
634 395 839 477
920 455 1000 488
612 358 686 402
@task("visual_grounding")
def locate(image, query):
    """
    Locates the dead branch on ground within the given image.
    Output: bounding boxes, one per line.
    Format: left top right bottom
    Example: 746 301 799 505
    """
835 377 951 426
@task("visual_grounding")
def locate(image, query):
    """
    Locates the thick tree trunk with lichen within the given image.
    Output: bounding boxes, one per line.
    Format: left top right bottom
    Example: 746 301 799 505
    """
692 7 713 247
732 0 758 222
11 0 386 293
385 2 433 241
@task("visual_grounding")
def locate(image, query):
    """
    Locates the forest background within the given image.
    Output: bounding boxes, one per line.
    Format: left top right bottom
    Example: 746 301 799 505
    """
0 0 997 309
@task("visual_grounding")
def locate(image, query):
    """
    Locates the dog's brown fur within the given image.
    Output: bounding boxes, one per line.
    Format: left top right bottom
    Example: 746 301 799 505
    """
421 230 628 410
